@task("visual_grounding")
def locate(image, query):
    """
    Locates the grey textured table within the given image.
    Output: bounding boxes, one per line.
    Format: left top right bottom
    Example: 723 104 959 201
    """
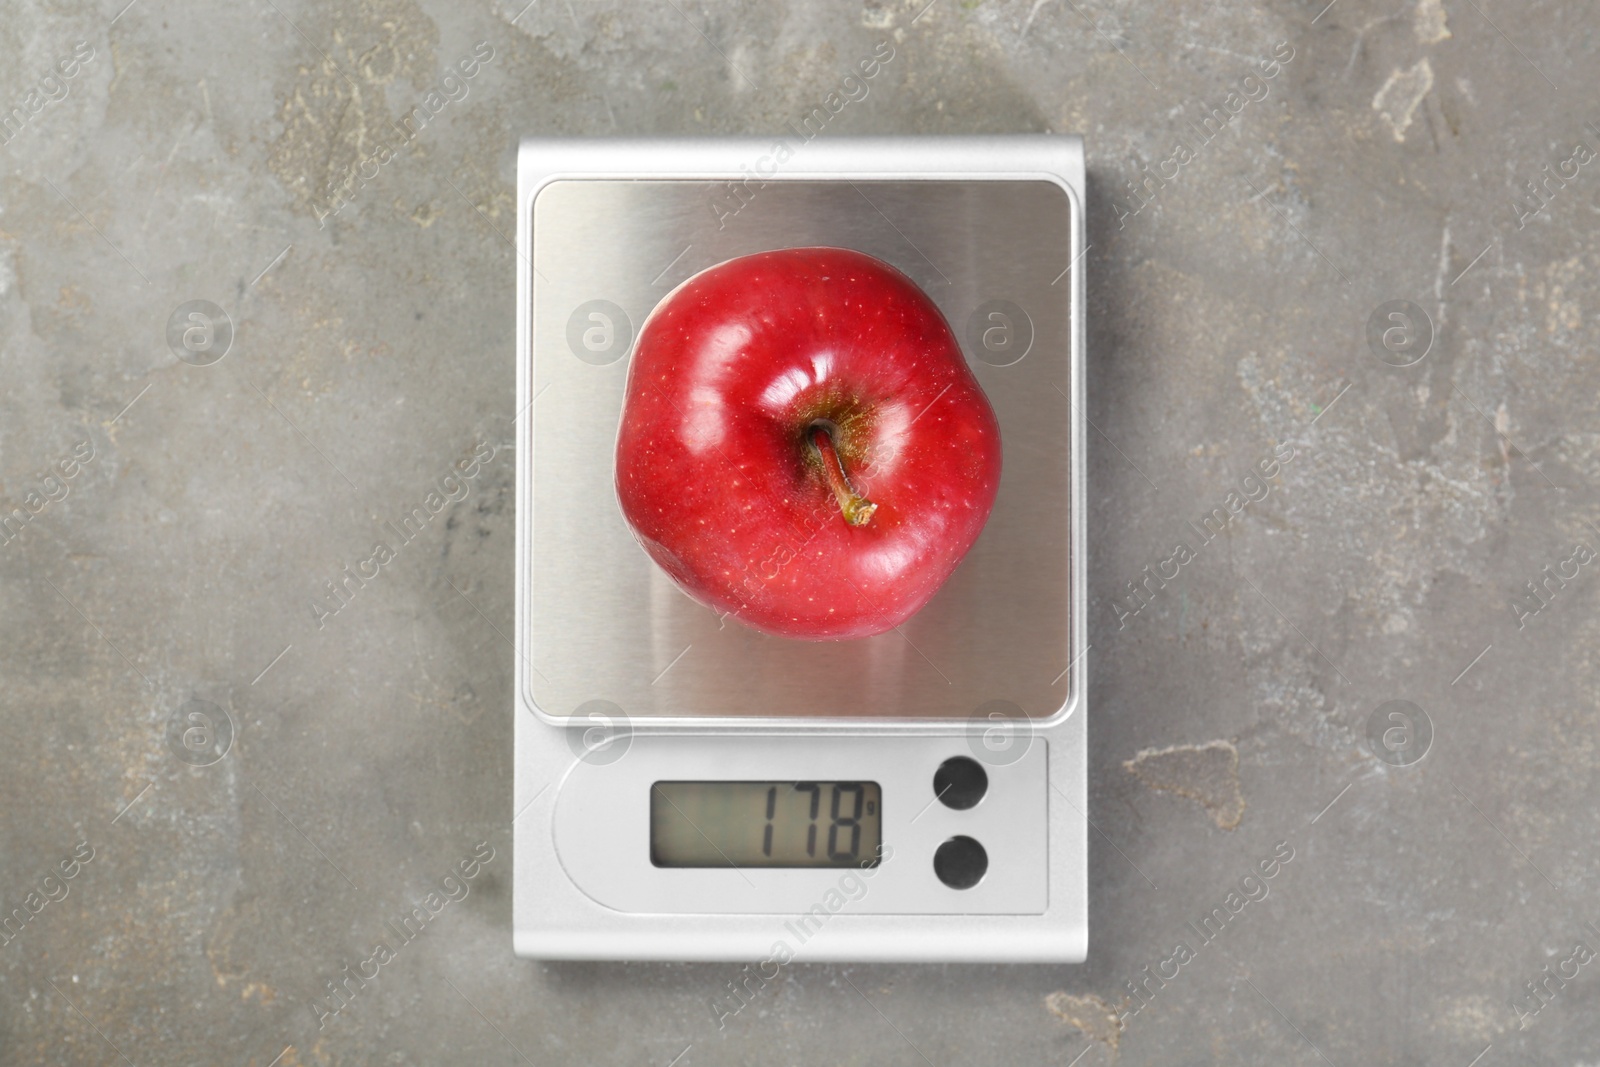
2 1 1596 1064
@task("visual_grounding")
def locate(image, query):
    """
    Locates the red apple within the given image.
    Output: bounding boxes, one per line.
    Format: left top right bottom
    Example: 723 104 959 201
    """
614 246 1002 639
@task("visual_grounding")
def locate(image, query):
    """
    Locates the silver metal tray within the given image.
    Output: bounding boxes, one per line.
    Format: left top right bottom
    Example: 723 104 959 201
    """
520 143 1083 724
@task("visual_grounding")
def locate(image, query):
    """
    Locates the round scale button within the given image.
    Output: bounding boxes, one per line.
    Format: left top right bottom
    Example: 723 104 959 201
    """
933 836 988 889
933 756 988 810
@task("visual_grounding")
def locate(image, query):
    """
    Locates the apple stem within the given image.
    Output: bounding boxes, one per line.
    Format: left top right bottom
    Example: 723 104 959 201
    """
809 425 878 527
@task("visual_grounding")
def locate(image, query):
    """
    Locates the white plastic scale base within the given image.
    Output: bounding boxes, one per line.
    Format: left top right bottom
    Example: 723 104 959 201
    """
513 136 1087 962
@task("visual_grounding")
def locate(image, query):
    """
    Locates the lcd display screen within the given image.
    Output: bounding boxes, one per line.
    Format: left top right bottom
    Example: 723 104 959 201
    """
650 781 883 868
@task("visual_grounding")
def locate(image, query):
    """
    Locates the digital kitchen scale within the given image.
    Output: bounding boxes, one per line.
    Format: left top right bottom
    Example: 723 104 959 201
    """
512 135 1087 962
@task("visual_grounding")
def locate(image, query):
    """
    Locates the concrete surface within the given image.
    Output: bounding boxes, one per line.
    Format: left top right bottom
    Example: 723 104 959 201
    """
2 0 1598 1063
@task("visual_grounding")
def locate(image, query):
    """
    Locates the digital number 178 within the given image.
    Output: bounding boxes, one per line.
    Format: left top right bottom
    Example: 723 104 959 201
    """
765 783 866 861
